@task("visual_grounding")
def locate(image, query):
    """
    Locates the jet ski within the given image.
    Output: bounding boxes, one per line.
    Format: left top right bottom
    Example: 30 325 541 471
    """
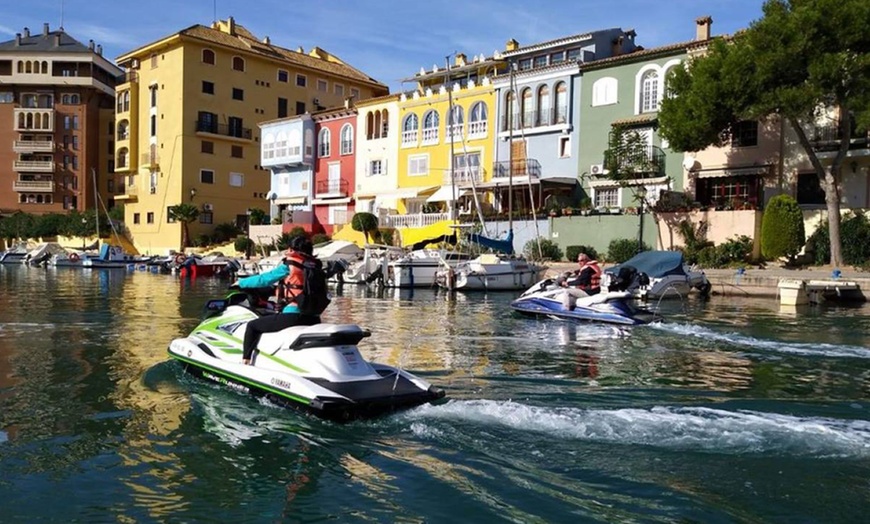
510 278 660 325
168 289 445 421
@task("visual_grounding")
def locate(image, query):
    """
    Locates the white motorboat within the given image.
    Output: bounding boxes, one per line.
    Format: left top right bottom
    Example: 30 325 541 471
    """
383 248 472 288
437 253 547 291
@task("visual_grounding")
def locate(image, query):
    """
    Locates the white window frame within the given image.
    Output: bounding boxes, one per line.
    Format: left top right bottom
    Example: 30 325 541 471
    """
408 154 428 177
296 73 307 87
558 135 571 158
369 159 383 177
318 128 331 157
593 186 620 208
592 77 618 107
340 124 354 155
229 172 244 187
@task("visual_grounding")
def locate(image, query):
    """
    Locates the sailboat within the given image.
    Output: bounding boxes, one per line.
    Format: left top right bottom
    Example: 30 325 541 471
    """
436 60 546 291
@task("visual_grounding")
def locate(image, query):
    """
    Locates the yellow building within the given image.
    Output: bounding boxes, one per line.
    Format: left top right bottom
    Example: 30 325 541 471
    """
393 54 503 243
113 17 387 254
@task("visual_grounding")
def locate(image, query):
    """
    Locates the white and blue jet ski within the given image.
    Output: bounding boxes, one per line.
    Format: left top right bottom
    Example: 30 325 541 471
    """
168 289 445 421
510 278 660 326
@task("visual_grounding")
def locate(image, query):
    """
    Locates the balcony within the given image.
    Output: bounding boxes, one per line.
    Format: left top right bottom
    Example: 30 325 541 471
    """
500 106 569 131
383 212 450 229
468 120 487 138
14 160 55 172
13 179 54 192
315 179 348 197
808 122 870 154
13 140 54 153
492 159 542 179
195 120 252 141
603 145 666 180
114 184 138 201
140 152 159 168
116 72 139 85
443 167 484 186
14 108 54 132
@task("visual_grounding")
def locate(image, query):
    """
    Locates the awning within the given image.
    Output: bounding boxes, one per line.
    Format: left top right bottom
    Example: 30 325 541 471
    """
695 165 771 179
274 196 307 205
475 176 541 189
426 185 471 202
355 186 437 199
311 197 352 206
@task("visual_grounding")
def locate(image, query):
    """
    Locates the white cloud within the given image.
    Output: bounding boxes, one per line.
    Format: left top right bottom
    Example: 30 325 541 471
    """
0 24 17 36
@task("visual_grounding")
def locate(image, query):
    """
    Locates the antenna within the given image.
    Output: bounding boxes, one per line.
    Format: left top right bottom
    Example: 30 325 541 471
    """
213 0 217 23
59 0 64 30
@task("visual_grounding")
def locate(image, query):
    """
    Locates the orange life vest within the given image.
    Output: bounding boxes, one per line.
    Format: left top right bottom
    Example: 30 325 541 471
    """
578 261 602 291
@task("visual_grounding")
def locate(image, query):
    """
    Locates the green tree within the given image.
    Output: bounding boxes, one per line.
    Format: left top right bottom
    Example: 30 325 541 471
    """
351 212 379 243
248 208 269 226
761 195 805 264
167 203 200 248
659 0 870 268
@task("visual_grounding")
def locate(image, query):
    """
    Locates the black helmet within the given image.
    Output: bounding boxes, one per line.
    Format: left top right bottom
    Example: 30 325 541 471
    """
289 235 313 255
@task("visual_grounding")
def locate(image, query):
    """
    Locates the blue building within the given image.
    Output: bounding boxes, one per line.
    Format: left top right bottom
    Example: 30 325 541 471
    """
259 115 316 228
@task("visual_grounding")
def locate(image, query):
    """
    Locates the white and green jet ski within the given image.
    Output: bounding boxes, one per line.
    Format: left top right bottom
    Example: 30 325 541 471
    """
168 291 445 421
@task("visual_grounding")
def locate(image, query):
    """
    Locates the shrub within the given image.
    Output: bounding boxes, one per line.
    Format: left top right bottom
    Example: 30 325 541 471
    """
524 238 562 261
676 219 713 265
607 238 650 263
194 234 212 247
213 222 242 243
234 235 254 254
288 226 307 238
805 213 870 266
697 235 754 268
761 194 805 263
565 245 599 262
311 233 331 246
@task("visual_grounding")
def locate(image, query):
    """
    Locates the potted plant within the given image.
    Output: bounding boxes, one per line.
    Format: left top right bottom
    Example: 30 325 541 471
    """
563 207 573 216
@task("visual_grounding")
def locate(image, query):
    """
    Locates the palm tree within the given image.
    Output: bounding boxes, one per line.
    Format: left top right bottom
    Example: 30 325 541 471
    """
167 203 200 248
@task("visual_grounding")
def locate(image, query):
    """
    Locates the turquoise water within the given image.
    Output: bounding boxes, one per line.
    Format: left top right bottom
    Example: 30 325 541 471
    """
1 265 869 522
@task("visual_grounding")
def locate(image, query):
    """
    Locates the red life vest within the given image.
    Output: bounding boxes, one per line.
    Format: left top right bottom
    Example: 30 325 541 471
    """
578 261 602 291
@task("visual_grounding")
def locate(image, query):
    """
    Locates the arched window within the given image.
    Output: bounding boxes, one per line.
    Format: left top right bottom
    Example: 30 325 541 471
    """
123 91 130 112
381 109 389 137
536 85 550 126
25 61 32 74
42 113 49 129
402 113 419 145
278 130 291 157
640 70 659 113
340 124 353 154
504 91 515 130
202 49 215 65
520 87 532 127
554 82 568 123
62 94 70 104
318 128 331 157
262 132 276 159
592 77 618 107
232 56 245 72
17 61 23 73
41 61 47 74
422 109 439 143
117 119 129 140
447 105 464 140
366 112 374 140
469 102 488 136
70 94 79 104
373 111 382 139
117 147 129 168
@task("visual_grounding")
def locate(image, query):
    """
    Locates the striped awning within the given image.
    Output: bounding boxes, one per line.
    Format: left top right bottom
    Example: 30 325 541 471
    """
694 165 771 179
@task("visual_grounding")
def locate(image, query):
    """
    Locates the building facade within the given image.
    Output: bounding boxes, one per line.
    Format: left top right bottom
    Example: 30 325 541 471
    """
0 24 120 216
352 94 401 223
493 29 638 213
260 115 316 233
114 17 387 254
312 105 357 235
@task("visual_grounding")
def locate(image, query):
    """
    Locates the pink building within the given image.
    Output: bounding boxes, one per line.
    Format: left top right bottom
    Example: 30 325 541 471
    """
312 105 356 235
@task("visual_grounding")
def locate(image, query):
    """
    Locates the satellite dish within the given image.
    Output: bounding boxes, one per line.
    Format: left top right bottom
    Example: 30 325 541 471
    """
266 191 277 201
682 156 698 171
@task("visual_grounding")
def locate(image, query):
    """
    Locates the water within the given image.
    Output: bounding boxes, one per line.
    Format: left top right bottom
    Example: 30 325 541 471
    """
1 265 869 522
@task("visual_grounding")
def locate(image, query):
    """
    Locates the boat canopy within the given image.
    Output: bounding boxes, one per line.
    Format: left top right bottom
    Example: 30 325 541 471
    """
605 250 688 278
466 230 514 255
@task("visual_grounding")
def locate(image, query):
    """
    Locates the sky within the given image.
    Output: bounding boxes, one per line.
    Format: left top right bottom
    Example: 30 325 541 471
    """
2 0 767 91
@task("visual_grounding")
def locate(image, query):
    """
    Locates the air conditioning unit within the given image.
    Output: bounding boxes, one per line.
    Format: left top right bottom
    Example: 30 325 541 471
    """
590 164 606 175
313 98 321 106
202 203 214 212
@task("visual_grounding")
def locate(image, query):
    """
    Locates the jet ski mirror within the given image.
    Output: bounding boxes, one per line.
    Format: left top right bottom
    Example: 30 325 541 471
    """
202 299 229 318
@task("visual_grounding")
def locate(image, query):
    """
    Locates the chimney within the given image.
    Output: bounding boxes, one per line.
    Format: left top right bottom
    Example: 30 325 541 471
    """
455 53 467 66
612 36 625 56
227 16 235 35
344 96 353 109
43 23 49 36
15 33 20 46
54 33 61 46
296 46 304 53
505 38 519 52
696 16 713 41
23 27 30 38
263 36 270 44
88 39 95 51
96 45 102 56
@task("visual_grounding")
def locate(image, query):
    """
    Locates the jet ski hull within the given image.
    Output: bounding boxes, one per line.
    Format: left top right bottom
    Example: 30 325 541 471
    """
511 279 659 326
168 302 445 421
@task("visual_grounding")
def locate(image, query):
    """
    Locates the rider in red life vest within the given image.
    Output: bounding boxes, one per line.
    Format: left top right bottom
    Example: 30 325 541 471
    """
561 252 602 310
236 236 321 365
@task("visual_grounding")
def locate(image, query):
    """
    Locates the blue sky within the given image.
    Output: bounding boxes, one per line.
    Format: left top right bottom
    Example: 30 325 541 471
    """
2 0 766 90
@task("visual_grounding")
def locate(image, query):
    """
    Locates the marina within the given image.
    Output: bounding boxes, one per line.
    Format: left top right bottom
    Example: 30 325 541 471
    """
1 264 869 522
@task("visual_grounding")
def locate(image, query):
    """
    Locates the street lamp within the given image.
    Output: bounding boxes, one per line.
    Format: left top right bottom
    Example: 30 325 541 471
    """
636 185 648 254
245 208 253 259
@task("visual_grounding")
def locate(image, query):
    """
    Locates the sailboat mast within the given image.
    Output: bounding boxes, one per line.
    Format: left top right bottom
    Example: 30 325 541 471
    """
92 168 99 246
446 55 456 222
507 61 515 235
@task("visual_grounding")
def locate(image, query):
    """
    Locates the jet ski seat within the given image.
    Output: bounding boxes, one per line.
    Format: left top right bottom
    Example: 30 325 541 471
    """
255 323 372 354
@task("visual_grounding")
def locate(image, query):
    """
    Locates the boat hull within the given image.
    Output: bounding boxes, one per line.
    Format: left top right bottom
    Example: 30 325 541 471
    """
511 280 659 325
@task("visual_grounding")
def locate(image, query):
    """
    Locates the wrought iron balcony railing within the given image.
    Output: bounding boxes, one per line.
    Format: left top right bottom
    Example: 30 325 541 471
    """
808 121 870 152
603 145 666 179
492 159 542 179
195 120 252 140
315 178 348 196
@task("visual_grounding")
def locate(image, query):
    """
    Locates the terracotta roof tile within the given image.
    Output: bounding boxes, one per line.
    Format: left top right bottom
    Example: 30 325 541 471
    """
581 37 721 70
